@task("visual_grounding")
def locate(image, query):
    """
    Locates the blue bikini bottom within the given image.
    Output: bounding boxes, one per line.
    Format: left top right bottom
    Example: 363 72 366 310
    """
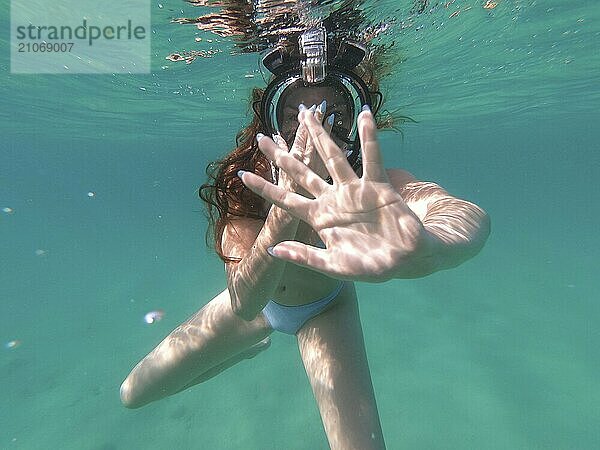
262 281 345 335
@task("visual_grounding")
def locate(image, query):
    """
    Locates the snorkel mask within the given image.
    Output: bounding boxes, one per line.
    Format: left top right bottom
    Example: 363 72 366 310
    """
257 24 379 175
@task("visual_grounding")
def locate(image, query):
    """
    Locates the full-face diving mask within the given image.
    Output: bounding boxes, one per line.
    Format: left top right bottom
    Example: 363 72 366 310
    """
257 25 380 175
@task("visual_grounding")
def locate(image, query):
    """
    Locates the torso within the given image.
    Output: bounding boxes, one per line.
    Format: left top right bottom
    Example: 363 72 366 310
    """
270 221 341 306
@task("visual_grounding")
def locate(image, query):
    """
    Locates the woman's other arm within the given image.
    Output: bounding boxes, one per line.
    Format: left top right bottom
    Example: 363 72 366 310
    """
226 107 328 320
224 208 299 320
387 168 491 273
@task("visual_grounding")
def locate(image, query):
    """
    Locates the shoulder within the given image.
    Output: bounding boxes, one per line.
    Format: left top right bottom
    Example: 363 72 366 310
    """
220 163 272 261
222 216 265 261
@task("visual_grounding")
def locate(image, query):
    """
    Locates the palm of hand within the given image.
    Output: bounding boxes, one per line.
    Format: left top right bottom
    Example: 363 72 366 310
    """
304 179 426 281
242 107 431 281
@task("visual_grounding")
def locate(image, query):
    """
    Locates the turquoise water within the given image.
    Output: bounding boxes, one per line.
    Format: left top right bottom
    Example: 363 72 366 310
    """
2 1 599 448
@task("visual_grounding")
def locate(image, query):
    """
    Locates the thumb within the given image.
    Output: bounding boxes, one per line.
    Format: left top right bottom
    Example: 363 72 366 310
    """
268 241 331 275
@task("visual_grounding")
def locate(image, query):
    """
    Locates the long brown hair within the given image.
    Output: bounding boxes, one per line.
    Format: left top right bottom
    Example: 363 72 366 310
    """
198 87 272 263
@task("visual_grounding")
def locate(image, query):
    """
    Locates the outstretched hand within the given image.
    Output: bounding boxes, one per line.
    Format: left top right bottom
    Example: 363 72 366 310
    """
240 106 436 282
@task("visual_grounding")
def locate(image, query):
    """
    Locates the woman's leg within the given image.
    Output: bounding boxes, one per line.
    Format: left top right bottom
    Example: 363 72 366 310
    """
297 282 386 450
172 336 271 393
120 288 272 408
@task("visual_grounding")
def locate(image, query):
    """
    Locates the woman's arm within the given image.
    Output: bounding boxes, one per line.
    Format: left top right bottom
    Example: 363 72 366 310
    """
404 182 490 271
224 207 300 321
239 107 491 282
387 168 491 274
225 106 329 320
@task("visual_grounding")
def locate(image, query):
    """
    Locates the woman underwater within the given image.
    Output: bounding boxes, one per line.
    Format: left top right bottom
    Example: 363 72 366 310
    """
120 23 490 450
